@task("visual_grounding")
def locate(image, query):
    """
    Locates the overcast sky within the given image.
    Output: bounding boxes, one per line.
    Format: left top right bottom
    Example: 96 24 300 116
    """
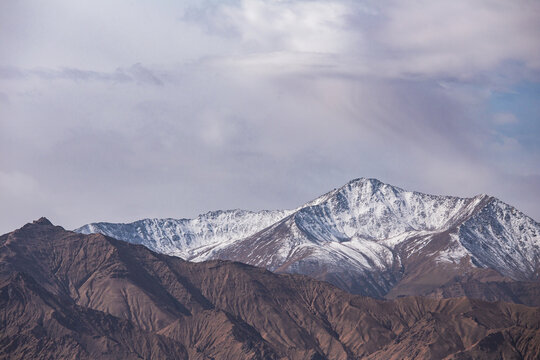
1 0 539 232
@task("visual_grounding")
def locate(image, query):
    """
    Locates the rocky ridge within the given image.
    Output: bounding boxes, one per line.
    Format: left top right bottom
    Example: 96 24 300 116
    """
2 219 540 359
77 178 540 301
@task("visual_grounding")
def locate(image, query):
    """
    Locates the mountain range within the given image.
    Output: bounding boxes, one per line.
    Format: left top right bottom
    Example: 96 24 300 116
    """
2 218 540 359
77 178 540 303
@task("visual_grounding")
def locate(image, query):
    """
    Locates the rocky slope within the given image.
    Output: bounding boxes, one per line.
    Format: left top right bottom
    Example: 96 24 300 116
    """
2 219 540 359
77 178 540 301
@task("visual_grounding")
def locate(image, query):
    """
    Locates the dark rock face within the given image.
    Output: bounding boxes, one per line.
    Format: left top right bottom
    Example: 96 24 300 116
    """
1 219 540 359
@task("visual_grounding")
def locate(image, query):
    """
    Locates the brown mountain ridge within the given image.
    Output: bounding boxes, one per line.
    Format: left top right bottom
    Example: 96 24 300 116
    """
1 218 539 359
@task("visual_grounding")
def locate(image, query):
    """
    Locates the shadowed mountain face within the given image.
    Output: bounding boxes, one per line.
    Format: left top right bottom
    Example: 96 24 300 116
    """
77 178 540 302
2 219 540 359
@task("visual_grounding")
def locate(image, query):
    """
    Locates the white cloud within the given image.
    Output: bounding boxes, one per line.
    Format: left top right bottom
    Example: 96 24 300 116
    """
220 0 356 53
182 0 540 82
377 0 540 78
1 0 539 231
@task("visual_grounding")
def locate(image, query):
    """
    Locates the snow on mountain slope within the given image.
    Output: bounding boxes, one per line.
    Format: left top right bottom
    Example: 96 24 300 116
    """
457 198 540 280
76 178 540 297
297 178 480 240
201 179 484 267
76 209 293 259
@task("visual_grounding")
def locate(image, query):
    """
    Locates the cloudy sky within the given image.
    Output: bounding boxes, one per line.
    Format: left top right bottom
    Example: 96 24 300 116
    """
1 0 539 232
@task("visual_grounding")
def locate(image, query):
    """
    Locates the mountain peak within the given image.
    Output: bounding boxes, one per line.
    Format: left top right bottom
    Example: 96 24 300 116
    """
343 177 403 194
32 217 53 226
347 177 384 186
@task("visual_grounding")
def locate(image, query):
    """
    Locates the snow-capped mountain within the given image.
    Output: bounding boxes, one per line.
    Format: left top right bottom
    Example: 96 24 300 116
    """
76 209 292 259
76 178 540 298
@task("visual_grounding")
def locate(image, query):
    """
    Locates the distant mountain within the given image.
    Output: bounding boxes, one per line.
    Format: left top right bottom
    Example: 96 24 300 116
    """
77 178 540 301
2 219 540 359
78 209 292 259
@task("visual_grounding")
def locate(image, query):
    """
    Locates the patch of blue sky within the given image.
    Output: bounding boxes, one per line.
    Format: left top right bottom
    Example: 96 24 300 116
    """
489 81 540 150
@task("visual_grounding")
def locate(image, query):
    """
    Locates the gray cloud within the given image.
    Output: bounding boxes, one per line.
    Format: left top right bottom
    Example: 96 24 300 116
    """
1 0 539 232
1 64 163 85
0 66 25 79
